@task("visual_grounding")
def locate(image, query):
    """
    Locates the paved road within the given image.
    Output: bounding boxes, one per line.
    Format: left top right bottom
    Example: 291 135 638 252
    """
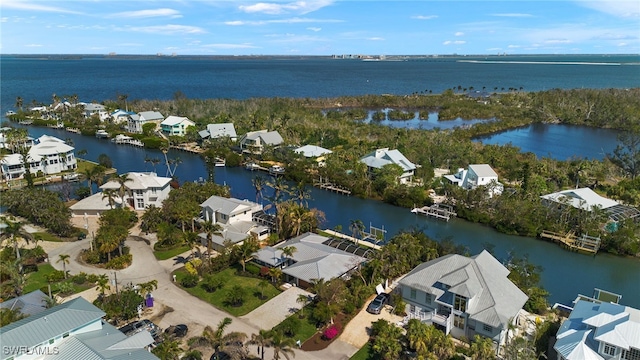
46 228 358 360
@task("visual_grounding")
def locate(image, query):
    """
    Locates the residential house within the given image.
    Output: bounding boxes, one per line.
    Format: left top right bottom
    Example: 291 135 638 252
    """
360 148 417 184
79 102 108 121
444 164 504 197
0 127 36 150
0 296 158 360
398 250 528 349
160 116 195 137
541 187 640 224
554 299 640 360
294 145 333 166
110 109 135 125
198 123 238 142
0 290 49 317
199 195 270 251
0 135 77 180
127 111 164 134
238 130 283 155
98 172 172 211
252 232 368 289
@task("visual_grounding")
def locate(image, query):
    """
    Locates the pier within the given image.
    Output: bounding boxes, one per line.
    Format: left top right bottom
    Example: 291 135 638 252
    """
111 134 144 147
314 178 351 195
411 204 457 221
540 230 600 254
66 127 81 134
170 144 203 154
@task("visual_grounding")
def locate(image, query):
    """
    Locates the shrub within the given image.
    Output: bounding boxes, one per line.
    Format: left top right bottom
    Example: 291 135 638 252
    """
201 275 225 292
82 249 102 264
279 316 301 337
86 274 99 283
45 270 66 283
72 272 87 285
181 273 199 288
105 254 132 270
322 324 340 340
245 263 261 276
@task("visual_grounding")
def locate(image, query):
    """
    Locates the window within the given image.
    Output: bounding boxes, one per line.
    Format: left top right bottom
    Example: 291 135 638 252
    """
49 338 54 344
454 295 467 312
63 332 69 338
137 199 144 208
622 348 640 360
483 324 492 333
136 190 143 196
604 344 616 356
410 288 416 299
454 315 465 329
425 293 432 304
409 305 416 313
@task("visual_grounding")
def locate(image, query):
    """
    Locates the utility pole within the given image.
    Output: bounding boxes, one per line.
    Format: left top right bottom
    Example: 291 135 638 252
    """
114 272 119 295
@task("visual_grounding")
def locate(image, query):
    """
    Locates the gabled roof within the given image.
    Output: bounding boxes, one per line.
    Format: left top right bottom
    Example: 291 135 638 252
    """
101 172 172 191
469 164 498 178
0 290 48 316
283 253 362 284
138 111 164 121
161 115 192 126
398 250 527 328
69 192 119 212
294 145 333 158
242 130 283 146
200 195 260 217
0 297 105 351
360 148 416 172
201 123 237 139
541 187 619 211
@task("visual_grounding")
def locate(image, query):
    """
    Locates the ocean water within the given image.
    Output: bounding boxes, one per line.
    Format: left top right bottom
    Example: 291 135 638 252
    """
1 54 638 113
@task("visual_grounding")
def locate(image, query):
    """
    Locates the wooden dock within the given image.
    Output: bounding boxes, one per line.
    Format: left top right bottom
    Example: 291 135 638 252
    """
313 178 351 195
411 204 457 221
540 230 601 254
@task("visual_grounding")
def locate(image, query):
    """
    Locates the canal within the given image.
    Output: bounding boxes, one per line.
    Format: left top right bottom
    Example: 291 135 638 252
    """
11 125 640 308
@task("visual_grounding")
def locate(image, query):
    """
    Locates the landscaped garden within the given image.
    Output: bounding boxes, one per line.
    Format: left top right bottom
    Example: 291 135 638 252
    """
153 244 190 260
23 264 94 297
173 266 281 316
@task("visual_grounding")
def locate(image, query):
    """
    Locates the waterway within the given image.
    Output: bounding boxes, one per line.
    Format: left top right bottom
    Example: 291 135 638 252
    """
11 125 640 308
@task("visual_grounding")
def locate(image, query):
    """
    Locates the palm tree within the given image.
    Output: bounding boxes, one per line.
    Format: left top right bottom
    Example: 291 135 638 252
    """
268 267 282 283
281 246 297 266
77 149 87 158
349 219 365 240
152 338 182 360
1 220 33 271
110 173 133 207
270 331 296 360
15 96 23 111
137 279 158 298
201 221 222 262
294 180 311 207
183 231 200 257
56 254 70 279
296 294 309 317
252 175 266 205
102 189 118 209
237 238 259 273
188 317 248 360
249 329 273 360
82 167 96 195
95 274 111 299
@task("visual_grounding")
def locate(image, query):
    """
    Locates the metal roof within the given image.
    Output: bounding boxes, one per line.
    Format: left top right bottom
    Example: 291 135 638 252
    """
0 290 48 316
360 148 416 172
468 164 498 178
294 145 333 158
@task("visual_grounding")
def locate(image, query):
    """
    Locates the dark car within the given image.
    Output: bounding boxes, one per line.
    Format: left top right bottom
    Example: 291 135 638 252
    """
366 293 388 314
164 324 188 338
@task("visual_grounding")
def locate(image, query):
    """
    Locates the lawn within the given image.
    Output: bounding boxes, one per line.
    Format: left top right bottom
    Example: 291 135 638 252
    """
350 342 374 360
174 267 281 317
272 306 319 343
154 245 190 260
23 264 92 295
33 232 64 242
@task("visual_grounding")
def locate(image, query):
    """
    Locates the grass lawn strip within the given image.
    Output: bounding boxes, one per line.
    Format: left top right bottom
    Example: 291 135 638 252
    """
272 306 318 343
23 264 91 295
154 245 190 260
349 342 373 360
174 267 281 317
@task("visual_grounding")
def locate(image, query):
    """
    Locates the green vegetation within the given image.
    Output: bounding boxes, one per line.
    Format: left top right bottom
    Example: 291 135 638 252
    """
272 306 319 343
174 267 281 316
2 188 74 236
80 208 137 269
23 264 93 296
350 342 374 360
154 244 190 260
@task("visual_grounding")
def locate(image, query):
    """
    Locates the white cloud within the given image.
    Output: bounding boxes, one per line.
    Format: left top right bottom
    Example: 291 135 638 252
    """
202 43 260 49
544 39 572 44
455 32 464 36
307 27 321 32
126 24 206 35
0 17 7 22
108 8 182 19
443 40 466 45
239 0 334 15
367 37 384 41
224 17 343 26
508 44 521 48
617 42 628 46
411 15 438 20
24 43 43 47
576 0 640 18
1 0 83 14
491 13 534 17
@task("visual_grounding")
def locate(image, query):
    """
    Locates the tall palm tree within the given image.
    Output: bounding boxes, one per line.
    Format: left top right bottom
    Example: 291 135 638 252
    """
252 175 266 205
281 246 297 266
56 254 70 279
294 180 311 207
110 173 133 207
1 220 33 270
82 167 96 194
296 294 309 317
102 189 118 209
349 219 365 240
201 221 222 262
270 331 296 360
268 267 282 284
188 317 248 360
249 329 274 360
137 280 158 298
95 274 111 299
237 238 259 273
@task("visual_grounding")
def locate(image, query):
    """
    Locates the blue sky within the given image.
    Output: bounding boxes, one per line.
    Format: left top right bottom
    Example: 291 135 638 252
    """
1 0 638 55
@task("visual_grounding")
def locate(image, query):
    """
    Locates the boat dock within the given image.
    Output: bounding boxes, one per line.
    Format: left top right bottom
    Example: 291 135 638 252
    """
111 134 144 147
540 230 600 254
313 179 351 195
170 144 203 154
322 229 381 250
411 204 457 221
66 127 81 134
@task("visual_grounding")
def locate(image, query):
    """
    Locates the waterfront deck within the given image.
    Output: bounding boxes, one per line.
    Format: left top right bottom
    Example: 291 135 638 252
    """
540 230 600 254
170 143 204 154
411 204 457 221
313 180 351 195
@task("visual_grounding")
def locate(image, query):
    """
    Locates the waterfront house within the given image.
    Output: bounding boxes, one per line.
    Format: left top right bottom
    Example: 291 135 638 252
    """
541 187 640 224
160 116 195 136
127 111 164 134
294 145 333 166
238 130 283 155
398 250 528 350
0 296 158 360
252 232 367 289
98 172 172 211
554 299 640 360
110 109 135 125
79 102 108 121
444 164 503 197
0 127 36 150
359 148 416 184
199 195 270 251
0 135 77 180
199 123 238 142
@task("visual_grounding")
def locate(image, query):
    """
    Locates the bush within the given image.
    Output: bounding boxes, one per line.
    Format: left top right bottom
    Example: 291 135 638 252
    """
201 275 225 292
280 316 301 337
245 263 261 276
322 324 340 340
105 254 132 270
72 272 87 285
181 273 199 288
82 249 102 264
45 270 66 283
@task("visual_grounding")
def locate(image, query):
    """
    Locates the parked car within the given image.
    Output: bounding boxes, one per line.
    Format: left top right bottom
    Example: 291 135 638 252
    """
164 324 188 338
366 293 389 314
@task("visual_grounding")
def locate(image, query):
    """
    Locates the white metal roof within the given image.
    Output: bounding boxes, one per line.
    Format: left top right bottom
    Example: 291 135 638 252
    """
541 187 619 211
294 145 333 158
161 115 193 126
360 148 416 172
469 164 498 178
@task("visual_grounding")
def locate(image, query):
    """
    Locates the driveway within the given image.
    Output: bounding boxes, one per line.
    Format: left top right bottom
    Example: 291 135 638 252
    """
241 286 313 330
339 294 403 348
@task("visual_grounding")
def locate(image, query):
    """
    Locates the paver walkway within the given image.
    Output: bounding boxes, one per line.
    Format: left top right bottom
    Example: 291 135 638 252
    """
241 286 312 330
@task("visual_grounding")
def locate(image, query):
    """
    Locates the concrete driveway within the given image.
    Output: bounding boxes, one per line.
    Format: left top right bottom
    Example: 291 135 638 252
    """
241 286 313 330
339 294 403 348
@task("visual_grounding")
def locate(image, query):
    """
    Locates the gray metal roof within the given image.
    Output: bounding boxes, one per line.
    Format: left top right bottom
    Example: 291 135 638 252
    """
0 290 48 316
282 253 362 283
205 123 237 139
399 250 527 328
200 195 260 216
0 297 105 353
468 164 498 178
242 130 283 145
138 111 164 121
360 148 416 172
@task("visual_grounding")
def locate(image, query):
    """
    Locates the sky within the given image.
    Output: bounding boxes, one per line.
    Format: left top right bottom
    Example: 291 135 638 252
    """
1 0 639 55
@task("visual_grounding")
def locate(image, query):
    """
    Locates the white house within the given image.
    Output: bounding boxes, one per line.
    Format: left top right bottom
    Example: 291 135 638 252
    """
0 135 77 180
0 297 158 360
360 148 417 184
160 116 195 136
199 195 270 251
398 250 528 350
554 299 640 360
127 111 164 134
199 123 238 142
99 172 172 211
444 164 503 196
541 187 640 223
238 130 283 155
110 109 135 124
79 102 108 121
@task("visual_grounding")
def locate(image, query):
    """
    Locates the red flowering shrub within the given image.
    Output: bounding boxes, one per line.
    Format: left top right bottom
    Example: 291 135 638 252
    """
322 324 340 340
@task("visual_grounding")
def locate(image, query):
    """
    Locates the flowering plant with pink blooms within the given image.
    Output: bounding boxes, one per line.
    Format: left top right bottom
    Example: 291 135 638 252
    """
322 324 340 340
